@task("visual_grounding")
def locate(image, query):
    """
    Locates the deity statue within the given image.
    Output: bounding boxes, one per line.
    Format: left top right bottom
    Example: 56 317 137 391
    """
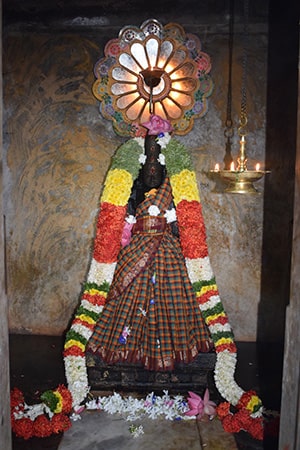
87 131 213 371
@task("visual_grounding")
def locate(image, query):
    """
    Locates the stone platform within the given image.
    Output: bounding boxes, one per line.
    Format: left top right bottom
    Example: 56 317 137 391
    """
86 351 219 399
58 408 239 450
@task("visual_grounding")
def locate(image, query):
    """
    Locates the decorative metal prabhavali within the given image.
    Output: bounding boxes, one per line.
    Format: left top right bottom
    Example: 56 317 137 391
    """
92 18 213 136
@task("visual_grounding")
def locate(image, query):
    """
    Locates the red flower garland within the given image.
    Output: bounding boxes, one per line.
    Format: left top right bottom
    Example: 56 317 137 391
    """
32 415 53 438
207 315 229 326
82 291 107 306
215 342 237 353
176 200 208 259
10 387 24 410
12 418 34 440
72 317 95 331
55 385 73 414
51 413 72 433
10 387 72 440
216 402 264 440
64 345 85 357
237 390 258 410
93 202 127 263
197 289 219 305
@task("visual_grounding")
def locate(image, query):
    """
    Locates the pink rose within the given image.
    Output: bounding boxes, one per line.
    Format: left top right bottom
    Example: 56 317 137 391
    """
142 114 173 135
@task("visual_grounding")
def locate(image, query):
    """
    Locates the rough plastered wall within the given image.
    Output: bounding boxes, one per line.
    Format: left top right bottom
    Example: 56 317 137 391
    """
3 20 268 340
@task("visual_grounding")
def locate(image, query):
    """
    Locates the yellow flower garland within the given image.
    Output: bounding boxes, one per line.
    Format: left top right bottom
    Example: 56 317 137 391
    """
101 169 133 206
169 169 200 204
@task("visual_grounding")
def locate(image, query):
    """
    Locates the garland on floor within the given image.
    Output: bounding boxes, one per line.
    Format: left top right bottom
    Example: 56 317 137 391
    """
10 386 72 440
63 130 264 439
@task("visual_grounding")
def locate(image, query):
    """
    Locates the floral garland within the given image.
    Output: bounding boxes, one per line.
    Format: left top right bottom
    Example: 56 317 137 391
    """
216 394 264 440
160 136 264 438
10 385 72 440
63 137 143 409
63 126 264 438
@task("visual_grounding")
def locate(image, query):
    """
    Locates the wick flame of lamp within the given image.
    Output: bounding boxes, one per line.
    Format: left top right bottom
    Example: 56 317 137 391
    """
214 117 270 194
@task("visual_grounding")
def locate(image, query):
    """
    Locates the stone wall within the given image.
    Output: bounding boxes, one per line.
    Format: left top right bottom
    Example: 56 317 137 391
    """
3 16 268 340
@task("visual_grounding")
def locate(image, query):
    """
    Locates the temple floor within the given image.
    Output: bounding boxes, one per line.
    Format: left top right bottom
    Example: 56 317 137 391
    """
9 335 281 449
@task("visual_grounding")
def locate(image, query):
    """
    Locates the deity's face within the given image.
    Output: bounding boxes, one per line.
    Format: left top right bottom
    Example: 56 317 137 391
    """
142 134 163 188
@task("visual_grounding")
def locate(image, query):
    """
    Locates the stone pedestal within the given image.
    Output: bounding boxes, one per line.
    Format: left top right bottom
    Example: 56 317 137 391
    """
87 351 218 398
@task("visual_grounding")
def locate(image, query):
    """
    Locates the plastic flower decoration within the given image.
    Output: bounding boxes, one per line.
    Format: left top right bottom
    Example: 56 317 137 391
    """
185 389 216 420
